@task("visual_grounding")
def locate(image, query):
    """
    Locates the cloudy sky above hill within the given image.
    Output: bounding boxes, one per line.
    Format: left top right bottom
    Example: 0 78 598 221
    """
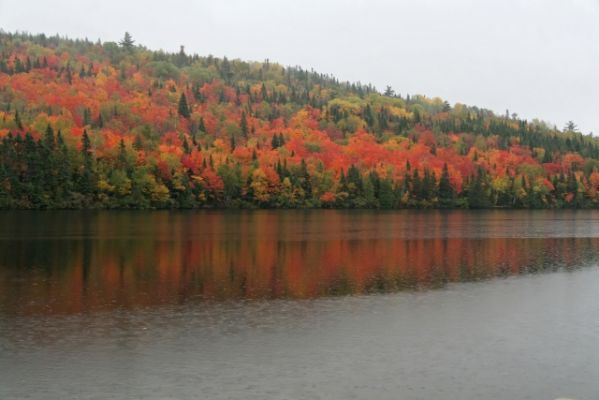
2 0 597 134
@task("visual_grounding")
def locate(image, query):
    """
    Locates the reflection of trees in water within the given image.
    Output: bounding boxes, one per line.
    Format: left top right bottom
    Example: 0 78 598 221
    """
0 211 598 315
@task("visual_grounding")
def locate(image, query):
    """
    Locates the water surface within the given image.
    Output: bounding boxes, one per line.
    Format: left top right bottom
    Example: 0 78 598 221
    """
1 210 598 399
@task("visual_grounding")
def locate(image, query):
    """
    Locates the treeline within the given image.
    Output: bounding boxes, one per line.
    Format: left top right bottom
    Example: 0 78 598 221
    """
0 31 598 209
0 125 594 209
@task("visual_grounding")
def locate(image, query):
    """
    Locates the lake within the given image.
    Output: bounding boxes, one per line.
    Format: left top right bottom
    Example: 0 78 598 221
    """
1 210 599 399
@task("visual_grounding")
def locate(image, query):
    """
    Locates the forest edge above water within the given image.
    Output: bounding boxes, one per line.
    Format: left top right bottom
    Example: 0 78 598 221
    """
1 32 598 209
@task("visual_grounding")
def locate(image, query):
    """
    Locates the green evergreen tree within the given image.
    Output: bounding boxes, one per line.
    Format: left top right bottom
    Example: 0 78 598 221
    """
240 111 249 138
178 93 191 119
79 129 96 196
23 133 43 207
364 104 375 131
379 178 394 208
468 168 491 209
56 131 72 205
118 138 129 171
300 159 312 200
411 169 421 203
347 164 363 199
438 163 455 207
14 110 23 130
271 134 280 149
198 117 206 133
120 32 135 50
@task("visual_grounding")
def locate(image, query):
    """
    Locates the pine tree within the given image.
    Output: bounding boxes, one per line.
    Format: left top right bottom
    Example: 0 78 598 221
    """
468 168 491 209
120 32 135 50
240 111 249 138
4 134 20 202
79 129 96 195
261 83 268 101
23 133 43 207
14 110 23 130
56 130 72 204
43 124 55 150
183 137 191 155
364 104 375 130
566 170 581 208
438 163 455 206
379 178 394 208
411 169 421 202
347 164 363 198
271 134 280 149
83 108 92 126
96 113 104 128
178 93 191 119
339 170 349 193
300 159 312 199
14 58 24 73
118 138 128 170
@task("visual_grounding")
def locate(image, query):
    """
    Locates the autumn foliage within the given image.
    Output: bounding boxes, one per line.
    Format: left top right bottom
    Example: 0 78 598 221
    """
0 31 598 209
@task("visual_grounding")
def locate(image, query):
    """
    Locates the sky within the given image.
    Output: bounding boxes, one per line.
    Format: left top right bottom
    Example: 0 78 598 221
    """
1 0 597 134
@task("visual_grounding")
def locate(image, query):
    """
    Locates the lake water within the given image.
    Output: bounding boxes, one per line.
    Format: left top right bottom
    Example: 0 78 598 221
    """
1 210 599 399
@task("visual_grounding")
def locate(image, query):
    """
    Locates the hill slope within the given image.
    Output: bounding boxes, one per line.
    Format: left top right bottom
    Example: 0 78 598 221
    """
1 31 598 209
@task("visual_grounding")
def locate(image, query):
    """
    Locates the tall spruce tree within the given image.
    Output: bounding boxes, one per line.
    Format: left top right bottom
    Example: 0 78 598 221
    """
438 163 455 206
178 93 191 119
468 168 491 209
79 129 96 195
120 32 135 50
300 159 312 199
240 111 249 138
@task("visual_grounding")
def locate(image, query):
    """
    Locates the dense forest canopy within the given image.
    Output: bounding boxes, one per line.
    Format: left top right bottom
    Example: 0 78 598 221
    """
0 31 598 209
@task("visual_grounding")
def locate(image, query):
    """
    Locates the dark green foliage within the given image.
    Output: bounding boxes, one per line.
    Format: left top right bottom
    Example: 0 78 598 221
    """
438 163 455 207
271 133 285 149
240 111 249 138
300 159 312 199
178 93 191 119
467 168 491 209
378 178 394 208
120 32 135 50
78 129 96 197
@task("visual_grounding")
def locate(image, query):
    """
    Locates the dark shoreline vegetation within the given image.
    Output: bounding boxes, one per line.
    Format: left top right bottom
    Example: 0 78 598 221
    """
1 32 598 210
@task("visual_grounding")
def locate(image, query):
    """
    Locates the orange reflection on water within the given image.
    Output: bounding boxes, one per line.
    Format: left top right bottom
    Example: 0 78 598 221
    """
0 211 597 315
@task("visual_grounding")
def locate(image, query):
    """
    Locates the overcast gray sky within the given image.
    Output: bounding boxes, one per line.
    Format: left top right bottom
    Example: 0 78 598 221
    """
1 0 597 134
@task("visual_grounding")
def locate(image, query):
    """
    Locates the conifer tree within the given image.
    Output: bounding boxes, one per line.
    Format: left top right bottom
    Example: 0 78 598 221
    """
56 130 72 204
271 134 280 149
178 93 191 119
300 159 312 199
79 129 96 195
120 32 135 50
438 163 455 206
468 168 491 209
379 178 394 208
240 111 249 138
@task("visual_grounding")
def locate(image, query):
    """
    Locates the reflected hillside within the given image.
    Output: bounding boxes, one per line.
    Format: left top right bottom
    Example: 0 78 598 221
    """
0 210 598 315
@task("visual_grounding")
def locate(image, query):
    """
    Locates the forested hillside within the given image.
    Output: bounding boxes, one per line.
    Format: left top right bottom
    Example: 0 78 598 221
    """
1 31 598 209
